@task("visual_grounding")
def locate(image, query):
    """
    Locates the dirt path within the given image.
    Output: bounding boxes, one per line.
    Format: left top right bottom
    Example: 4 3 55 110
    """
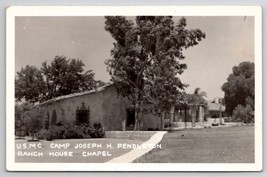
106 131 167 163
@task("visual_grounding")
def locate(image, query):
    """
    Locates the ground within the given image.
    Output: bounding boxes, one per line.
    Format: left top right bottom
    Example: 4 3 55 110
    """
15 126 255 163
135 126 255 163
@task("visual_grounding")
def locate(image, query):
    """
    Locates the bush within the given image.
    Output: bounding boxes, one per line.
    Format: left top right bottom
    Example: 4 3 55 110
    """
15 102 33 135
232 104 254 123
39 122 105 140
223 117 234 122
62 123 87 139
36 129 49 140
22 107 48 140
90 122 105 138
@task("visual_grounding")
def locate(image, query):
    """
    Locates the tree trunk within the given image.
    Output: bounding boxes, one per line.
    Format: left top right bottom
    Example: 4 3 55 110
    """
134 109 140 131
170 106 175 127
184 109 187 128
133 88 140 131
160 110 166 130
31 131 34 140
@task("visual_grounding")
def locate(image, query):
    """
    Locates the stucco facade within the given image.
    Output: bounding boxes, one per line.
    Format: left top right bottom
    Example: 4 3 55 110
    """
39 84 161 131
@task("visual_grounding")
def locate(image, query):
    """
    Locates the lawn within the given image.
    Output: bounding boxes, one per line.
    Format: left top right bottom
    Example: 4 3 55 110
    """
135 126 255 163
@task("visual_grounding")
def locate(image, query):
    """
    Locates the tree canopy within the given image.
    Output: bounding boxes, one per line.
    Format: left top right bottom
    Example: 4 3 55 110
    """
15 65 47 103
221 61 254 116
15 56 100 103
105 16 205 130
187 88 208 106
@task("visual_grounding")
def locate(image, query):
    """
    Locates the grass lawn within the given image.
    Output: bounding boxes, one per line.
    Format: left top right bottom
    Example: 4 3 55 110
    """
15 138 145 163
135 126 255 163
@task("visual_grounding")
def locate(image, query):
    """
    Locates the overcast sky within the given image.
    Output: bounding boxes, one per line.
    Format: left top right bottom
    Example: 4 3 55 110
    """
15 16 254 100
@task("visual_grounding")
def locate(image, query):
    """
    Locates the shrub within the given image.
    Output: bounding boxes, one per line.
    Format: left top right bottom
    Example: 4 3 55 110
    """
22 107 47 140
40 122 105 140
232 104 254 123
90 122 105 138
62 123 86 139
15 102 33 135
223 117 234 122
36 129 49 140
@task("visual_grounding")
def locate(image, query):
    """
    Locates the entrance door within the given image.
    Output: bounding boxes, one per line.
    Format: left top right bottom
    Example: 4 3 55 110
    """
126 109 135 130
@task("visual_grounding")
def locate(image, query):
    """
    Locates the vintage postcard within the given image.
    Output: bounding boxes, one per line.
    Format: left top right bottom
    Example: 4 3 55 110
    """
6 6 262 171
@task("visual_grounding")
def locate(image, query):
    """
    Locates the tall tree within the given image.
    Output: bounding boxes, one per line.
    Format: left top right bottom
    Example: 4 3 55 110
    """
23 107 47 140
187 88 208 105
15 65 47 103
15 56 98 103
221 61 254 115
187 88 208 126
105 16 205 130
15 102 33 132
41 56 96 101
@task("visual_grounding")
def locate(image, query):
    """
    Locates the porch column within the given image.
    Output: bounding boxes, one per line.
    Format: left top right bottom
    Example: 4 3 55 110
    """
198 106 204 127
191 105 196 127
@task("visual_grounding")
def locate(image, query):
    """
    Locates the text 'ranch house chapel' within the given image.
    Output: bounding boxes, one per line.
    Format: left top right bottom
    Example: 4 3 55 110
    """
38 84 207 131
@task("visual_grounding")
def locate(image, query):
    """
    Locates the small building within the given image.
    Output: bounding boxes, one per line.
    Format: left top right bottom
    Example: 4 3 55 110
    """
207 97 226 118
38 84 161 131
38 84 206 131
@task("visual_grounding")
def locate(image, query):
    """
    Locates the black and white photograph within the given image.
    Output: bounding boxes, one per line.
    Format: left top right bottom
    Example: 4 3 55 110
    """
6 6 262 171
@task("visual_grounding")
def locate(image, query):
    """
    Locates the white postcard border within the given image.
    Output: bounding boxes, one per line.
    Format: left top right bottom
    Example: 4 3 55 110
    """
6 6 262 171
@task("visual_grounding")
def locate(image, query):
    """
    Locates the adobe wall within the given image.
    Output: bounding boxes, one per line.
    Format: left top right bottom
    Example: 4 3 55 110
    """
41 84 161 131
44 90 103 126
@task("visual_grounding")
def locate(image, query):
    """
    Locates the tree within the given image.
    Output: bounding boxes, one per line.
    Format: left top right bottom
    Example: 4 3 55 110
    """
187 88 207 105
15 102 33 134
23 107 47 140
15 56 98 103
15 65 46 103
232 104 254 123
187 88 208 126
221 62 254 117
41 56 97 101
105 16 205 130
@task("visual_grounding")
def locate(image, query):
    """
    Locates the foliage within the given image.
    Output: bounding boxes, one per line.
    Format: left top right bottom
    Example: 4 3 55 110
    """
105 16 205 130
15 56 100 103
186 88 208 125
15 66 46 103
35 129 50 140
15 102 33 132
90 122 105 138
22 107 47 140
36 122 105 140
186 88 208 107
221 62 254 115
232 104 254 123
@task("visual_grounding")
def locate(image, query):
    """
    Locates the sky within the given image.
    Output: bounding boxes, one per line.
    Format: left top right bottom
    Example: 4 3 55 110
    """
15 16 254 100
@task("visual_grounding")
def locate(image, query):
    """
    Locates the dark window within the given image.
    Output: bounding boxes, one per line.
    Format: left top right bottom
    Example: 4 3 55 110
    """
76 102 90 124
44 112 50 129
126 108 135 128
51 110 57 126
